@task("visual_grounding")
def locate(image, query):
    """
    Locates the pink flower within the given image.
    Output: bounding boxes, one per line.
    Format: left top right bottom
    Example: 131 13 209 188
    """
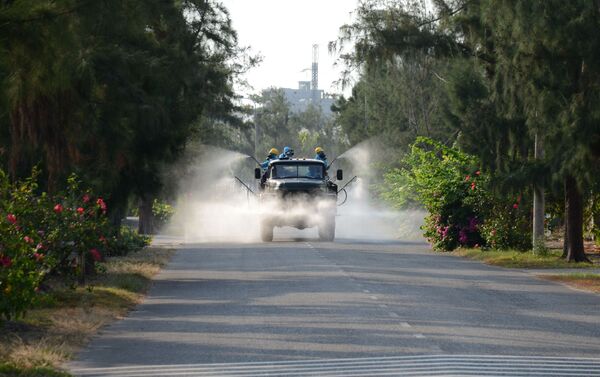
440 226 450 239
76 207 85 215
83 194 90 203
99 235 108 244
475 170 481 176
459 229 468 244
0 255 12 267
37 230 45 237
6 213 17 224
89 248 102 262
465 175 471 181
470 182 476 190
468 217 478 232
513 203 519 209
54 204 63 213
24 236 34 244
33 252 44 262
36 243 44 251
96 198 107 214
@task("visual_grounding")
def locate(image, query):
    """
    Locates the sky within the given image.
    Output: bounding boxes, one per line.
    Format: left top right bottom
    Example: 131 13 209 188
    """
221 0 359 97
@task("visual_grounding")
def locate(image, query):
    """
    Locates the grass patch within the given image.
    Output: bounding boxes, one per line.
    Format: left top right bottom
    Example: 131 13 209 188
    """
0 247 174 376
543 273 600 294
452 248 599 269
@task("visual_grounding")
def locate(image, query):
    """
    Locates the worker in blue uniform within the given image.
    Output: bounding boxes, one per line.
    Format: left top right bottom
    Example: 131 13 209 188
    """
261 148 279 170
314 147 328 167
278 146 294 159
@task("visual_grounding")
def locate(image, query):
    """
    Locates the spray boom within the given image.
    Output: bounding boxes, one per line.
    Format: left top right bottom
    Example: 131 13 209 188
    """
234 176 256 195
326 157 338 170
247 156 262 167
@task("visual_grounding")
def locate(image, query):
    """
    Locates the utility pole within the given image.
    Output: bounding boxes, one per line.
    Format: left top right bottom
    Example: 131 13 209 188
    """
253 102 258 159
312 44 319 104
533 132 545 253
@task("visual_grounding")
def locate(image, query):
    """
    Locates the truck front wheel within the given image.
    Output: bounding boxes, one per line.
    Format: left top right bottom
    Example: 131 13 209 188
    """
318 218 335 242
260 221 273 242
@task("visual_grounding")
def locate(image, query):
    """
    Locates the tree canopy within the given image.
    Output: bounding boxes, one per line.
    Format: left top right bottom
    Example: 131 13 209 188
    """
333 0 600 261
0 0 246 223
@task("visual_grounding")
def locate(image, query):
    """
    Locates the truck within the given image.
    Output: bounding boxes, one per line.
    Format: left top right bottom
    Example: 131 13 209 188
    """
254 159 343 242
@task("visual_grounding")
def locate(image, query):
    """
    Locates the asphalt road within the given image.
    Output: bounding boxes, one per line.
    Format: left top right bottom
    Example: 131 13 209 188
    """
68 232 600 376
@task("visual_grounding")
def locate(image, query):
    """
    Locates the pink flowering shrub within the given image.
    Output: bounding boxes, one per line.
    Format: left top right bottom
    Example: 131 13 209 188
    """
384 137 531 251
0 168 148 320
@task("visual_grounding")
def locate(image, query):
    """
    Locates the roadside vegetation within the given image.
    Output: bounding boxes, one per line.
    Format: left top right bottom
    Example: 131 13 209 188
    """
331 0 600 262
0 1 251 234
0 247 173 376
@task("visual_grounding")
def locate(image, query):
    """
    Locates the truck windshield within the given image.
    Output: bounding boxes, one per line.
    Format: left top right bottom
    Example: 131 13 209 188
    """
272 163 324 179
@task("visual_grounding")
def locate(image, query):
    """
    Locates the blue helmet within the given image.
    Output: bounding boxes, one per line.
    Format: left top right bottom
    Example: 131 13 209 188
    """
283 146 292 154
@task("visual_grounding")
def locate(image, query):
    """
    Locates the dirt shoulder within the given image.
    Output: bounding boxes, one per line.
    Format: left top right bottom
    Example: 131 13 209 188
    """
540 273 600 294
0 246 175 377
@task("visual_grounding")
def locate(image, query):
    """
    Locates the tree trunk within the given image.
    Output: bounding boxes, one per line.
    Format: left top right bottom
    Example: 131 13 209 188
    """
562 209 569 258
532 133 545 253
138 196 154 235
565 175 589 262
533 185 545 252
562 178 569 258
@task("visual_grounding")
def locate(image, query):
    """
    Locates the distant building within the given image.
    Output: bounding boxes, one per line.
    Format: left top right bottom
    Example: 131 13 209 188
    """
278 45 336 116
280 81 335 116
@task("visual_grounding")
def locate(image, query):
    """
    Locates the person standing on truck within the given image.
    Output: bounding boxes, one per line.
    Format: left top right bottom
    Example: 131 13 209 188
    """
278 146 294 159
261 148 279 170
314 147 328 167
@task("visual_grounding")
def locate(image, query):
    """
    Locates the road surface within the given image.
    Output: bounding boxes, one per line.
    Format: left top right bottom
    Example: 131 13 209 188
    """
68 233 600 376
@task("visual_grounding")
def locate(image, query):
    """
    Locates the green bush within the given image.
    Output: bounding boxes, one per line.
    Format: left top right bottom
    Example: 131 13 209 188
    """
152 199 174 228
383 137 530 251
107 226 151 257
479 202 531 251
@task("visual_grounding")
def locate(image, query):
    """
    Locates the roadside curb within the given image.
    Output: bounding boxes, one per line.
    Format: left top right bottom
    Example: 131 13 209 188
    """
522 268 600 275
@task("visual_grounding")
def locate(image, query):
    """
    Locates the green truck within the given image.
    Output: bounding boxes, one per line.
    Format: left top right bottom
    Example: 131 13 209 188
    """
254 159 342 242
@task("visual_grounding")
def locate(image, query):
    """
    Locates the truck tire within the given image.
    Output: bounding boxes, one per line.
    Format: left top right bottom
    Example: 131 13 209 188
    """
260 221 273 242
318 218 335 242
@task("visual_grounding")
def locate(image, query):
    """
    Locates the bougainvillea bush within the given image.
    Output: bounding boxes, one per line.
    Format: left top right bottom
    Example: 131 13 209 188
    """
0 169 149 320
383 137 530 251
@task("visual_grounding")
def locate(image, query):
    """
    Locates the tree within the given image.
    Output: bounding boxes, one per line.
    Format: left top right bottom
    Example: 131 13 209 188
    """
0 1 245 233
466 0 600 261
252 88 294 156
332 55 453 160
335 0 600 261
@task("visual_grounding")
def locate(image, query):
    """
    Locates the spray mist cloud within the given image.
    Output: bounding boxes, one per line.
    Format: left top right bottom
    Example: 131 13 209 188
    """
164 142 425 243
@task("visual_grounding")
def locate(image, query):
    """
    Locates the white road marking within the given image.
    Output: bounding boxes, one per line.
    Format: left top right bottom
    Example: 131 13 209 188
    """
388 312 399 318
369 295 378 300
362 289 370 293
70 355 600 377
378 304 388 309
400 322 411 328
414 334 426 339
